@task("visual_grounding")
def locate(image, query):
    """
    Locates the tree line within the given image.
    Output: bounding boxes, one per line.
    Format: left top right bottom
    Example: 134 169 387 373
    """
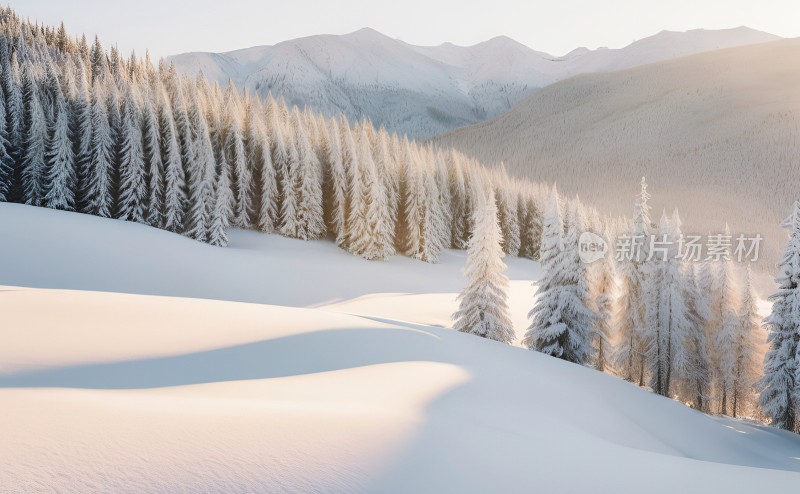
456 177 766 422
0 7 548 263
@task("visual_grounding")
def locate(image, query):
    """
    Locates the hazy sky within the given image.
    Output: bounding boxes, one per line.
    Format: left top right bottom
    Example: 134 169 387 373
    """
13 0 800 59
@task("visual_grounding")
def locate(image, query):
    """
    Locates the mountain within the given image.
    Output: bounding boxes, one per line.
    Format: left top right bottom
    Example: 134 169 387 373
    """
432 38 800 269
3 203 800 492
167 27 779 138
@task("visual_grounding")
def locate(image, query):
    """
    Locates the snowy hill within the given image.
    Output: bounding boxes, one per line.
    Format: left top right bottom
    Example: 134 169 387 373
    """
2 205 800 492
433 38 800 270
167 27 779 138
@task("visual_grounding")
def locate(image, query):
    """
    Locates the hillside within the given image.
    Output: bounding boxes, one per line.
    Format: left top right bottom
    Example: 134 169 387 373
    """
2 205 800 492
167 27 778 138
433 38 800 268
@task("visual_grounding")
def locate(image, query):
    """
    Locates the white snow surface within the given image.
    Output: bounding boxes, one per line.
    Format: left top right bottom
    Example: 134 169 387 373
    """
167 27 778 138
2 203 800 492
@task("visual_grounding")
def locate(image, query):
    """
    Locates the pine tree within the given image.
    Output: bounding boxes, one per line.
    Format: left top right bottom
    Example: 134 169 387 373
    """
84 76 114 217
0 83 14 202
208 149 233 247
325 118 348 245
142 87 164 228
348 126 394 260
293 109 324 240
116 86 147 223
248 111 277 233
154 85 183 232
70 61 92 212
708 225 740 414
683 261 713 411
643 210 693 396
279 131 301 238
591 224 616 372
43 97 76 210
21 64 47 206
759 200 800 432
452 188 515 344
615 177 652 385
728 265 763 418
524 186 595 364
225 87 250 228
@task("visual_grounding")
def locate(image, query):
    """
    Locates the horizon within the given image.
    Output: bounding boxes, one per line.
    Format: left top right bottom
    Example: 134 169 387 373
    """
12 0 800 59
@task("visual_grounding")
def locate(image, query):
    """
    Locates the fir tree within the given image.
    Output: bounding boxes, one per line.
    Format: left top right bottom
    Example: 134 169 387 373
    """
453 188 515 344
759 200 800 432
43 97 76 211
116 86 147 223
525 186 595 364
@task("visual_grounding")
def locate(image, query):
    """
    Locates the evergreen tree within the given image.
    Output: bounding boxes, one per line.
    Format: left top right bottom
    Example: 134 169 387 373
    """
208 149 233 247
524 186 595 364
84 76 114 217
453 188 515 344
615 177 652 385
159 86 185 232
70 61 92 212
293 109 324 240
708 225 740 414
591 224 616 372
728 265 763 417
643 210 693 397
116 86 147 223
348 126 394 260
43 97 76 210
759 200 800 432
325 118 348 245
225 88 250 228
21 64 47 206
142 87 164 228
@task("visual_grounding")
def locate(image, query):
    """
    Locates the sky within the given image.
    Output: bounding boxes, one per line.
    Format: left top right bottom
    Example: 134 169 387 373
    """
12 0 800 59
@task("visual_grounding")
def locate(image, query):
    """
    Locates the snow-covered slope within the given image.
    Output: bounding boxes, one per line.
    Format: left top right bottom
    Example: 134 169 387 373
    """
3 204 800 491
434 38 800 270
167 27 779 138
0 203 540 343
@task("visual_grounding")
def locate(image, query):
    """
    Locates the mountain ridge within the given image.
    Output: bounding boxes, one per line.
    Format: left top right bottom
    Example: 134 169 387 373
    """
167 26 780 137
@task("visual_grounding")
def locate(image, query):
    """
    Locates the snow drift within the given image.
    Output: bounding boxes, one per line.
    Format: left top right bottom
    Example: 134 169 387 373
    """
2 204 800 492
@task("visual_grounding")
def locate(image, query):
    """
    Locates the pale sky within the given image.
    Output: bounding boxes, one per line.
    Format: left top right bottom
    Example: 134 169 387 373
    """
13 0 800 59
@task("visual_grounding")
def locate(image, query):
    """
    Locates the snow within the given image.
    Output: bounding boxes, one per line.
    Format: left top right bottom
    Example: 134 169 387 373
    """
167 27 779 138
2 204 800 492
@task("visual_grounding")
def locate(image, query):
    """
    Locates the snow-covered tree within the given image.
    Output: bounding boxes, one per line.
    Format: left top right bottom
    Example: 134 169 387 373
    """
591 224 616 372
615 177 652 385
293 109 324 240
21 64 47 207
225 87 250 228
643 210 693 397
708 225 740 414
759 200 800 432
43 97 76 211
524 186 595 364
324 118 348 245
84 76 114 217
727 265 763 417
116 86 147 223
208 151 233 247
142 87 164 228
453 188 515 344
158 85 185 232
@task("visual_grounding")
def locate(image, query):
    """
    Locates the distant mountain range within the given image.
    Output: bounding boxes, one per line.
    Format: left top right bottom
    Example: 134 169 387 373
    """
167 27 779 138
433 38 800 273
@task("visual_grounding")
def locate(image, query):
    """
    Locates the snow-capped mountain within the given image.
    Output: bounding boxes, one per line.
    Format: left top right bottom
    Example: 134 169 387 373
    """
167 27 779 137
432 38 800 271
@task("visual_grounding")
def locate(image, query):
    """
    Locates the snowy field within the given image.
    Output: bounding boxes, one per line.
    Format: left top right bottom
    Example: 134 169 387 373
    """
2 203 800 492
